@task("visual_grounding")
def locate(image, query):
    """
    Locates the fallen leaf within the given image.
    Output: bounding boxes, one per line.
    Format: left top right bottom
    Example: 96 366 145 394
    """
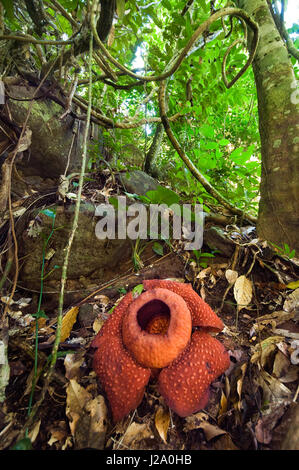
286 280 299 289
273 329 299 340
28 419 41 444
115 422 153 450
155 406 170 444
272 350 290 379
93 295 110 307
252 310 295 334
225 269 238 285
233 275 252 310
255 369 292 404
85 395 108 449
290 340 299 365
218 390 228 420
60 306 79 343
57 175 69 200
283 288 299 312
251 336 284 365
255 403 286 444
64 351 85 380
236 362 247 411
47 421 68 448
199 421 227 441
184 412 227 441
92 316 105 334
66 379 108 449
212 433 239 450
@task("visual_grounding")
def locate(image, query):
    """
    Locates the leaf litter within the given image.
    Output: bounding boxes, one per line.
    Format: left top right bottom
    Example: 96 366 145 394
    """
0 221 299 450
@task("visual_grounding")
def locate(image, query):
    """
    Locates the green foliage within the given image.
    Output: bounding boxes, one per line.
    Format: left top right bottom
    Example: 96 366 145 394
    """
191 249 215 268
3 0 297 217
11 437 33 450
270 242 296 260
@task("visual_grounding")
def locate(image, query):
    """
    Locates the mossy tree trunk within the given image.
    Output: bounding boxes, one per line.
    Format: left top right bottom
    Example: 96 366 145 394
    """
237 0 299 254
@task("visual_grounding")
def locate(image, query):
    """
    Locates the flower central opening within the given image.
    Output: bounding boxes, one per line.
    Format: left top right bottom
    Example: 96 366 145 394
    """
137 300 170 335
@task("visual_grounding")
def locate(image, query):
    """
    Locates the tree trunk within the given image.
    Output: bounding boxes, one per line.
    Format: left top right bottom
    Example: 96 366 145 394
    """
144 123 164 176
237 0 299 254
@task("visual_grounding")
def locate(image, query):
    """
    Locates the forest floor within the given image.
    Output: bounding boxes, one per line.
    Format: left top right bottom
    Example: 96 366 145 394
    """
0 174 299 451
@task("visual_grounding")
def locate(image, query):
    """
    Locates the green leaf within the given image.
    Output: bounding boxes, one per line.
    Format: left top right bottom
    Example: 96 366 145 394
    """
40 208 56 220
132 284 144 297
152 241 164 256
145 186 180 206
204 141 218 150
0 0 14 19
32 309 48 320
118 287 127 294
161 0 172 9
198 125 214 139
219 139 230 146
11 437 32 450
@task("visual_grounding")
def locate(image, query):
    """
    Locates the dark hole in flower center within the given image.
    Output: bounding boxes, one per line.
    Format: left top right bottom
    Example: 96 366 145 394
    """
137 300 170 335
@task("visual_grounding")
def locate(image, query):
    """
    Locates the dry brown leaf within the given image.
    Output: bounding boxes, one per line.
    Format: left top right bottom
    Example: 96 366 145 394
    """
60 306 79 343
272 349 290 379
225 269 238 285
255 403 286 444
85 395 108 449
199 421 227 441
184 412 227 441
183 411 207 431
115 422 153 450
233 275 252 310
283 288 299 312
236 362 247 411
253 310 295 334
213 433 239 450
66 379 90 436
66 379 108 449
196 267 211 280
28 419 41 444
155 406 170 444
218 390 228 420
255 370 292 404
251 336 284 365
93 294 110 306
64 351 85 380
92 316 105 334
47 421 68 448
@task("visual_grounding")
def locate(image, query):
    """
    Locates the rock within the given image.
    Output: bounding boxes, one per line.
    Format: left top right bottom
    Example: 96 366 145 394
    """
78 304 96 326
203 226 236 257
117 170 160 196
2 82 85 178
18 201 132 294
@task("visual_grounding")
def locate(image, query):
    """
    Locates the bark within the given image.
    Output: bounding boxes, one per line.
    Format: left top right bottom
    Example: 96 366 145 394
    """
237 0 299 254
144 123 164 176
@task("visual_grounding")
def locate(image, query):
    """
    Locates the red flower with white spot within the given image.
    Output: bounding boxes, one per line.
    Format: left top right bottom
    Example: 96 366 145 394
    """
91 279 230 422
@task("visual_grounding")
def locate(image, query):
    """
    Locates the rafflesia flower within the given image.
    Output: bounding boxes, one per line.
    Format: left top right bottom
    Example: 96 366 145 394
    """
91 279 230 422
